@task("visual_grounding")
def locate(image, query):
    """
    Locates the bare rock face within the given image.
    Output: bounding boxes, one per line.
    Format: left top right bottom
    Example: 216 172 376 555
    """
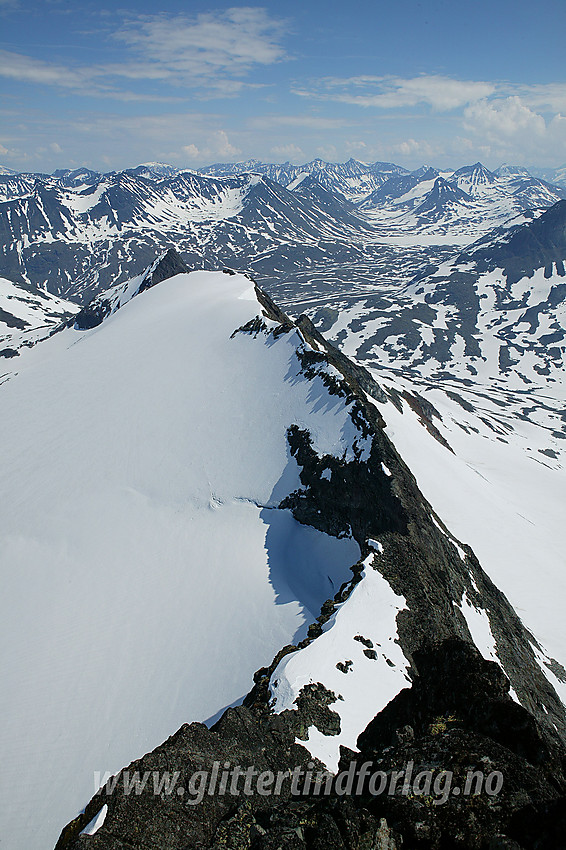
56 641 566 850
73 248 191 330
55 686 342 850
137 248 192 294
351 640 566 849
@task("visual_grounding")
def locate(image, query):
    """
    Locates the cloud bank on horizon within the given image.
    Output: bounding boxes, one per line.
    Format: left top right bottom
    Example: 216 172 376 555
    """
0 0 565 172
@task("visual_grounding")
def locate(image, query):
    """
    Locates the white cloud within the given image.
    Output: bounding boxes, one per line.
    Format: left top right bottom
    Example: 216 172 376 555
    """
549 112 566 137
182 144 200 159
511 83 566 113
345 140 367 153
113 8 288 92
394 138 438 158
176 129 241 163
209 129 240 158
461 95 566 164
464 96 546 139
0 136 25 161
0 49 85 88
290 75 566 166
270 143 304 162
0 8 287 101
316 144 338 161
296 74 495 111
115 8 286 70
0 49 184 101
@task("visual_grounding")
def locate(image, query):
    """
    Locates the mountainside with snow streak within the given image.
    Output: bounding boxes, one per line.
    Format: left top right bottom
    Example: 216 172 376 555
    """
0 276 78 359
199 158 408 204
310 200 566 391
201 159 565 234
530 163 566 190
359 162 565 236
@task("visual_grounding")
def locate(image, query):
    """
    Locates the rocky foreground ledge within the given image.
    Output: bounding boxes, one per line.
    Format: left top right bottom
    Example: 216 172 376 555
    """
56 639 566 850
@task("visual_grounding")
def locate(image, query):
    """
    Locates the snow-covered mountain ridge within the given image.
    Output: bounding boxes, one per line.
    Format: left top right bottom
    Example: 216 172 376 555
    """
1 264 368 849
358 162 565 237
199 157 408 205
41 261 566 850
201 159 565 231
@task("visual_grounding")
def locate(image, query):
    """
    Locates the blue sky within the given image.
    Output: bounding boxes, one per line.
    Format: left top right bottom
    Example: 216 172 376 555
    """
1 0 565 172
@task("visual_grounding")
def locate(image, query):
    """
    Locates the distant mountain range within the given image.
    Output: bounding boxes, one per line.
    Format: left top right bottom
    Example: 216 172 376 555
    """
2 159 566 398
0 169 386 303
529 164 566 189
0 158 564 304
199 157 407 204
357 162 565 235
201 158 566 226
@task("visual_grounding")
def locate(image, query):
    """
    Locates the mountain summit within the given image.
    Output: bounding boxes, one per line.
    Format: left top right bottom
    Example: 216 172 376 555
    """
73 248 191 329
1 255 563 849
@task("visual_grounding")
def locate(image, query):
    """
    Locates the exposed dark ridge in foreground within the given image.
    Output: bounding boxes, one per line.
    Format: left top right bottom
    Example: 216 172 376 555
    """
57 641 566 850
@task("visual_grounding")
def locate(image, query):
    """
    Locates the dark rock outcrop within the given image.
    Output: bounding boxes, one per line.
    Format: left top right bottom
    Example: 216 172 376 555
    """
73 248 191 330
137 247 192 295
415 177 471 216
56 641 566 850
347 639 566 849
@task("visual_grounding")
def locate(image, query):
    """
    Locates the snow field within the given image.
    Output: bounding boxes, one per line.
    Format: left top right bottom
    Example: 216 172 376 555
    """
0 271 362 850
